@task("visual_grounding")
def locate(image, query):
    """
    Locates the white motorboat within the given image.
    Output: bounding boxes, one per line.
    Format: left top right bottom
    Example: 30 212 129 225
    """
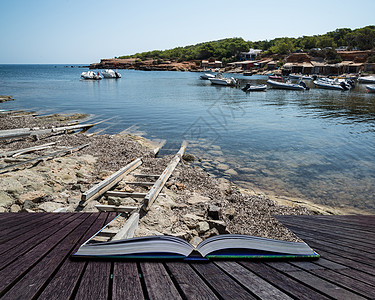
101 69 121 78
366 85 375 93
242 83 267 92
200 73 216 80
289 74 314 80
358 76 375 84
81 71 102 80
313 78 354 91
266 79 306 90
209 74 237 86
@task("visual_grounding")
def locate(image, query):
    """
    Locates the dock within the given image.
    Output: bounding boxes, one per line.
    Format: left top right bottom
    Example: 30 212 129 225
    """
0 213 374 299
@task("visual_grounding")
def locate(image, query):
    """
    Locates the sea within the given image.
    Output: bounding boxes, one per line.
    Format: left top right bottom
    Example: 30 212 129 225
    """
1 64 375 213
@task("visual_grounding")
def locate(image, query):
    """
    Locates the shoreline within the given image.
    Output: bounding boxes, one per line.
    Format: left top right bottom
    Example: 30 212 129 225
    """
0 106 371 244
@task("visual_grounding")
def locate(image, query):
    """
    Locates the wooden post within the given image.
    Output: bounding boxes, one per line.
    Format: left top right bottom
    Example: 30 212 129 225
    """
80 158 142 206
143 141 187 211
111 212 139 240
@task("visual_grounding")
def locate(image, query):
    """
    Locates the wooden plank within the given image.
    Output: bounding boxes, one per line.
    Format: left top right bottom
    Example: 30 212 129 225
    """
0 213 43 236
153 139 166 156
215 261 293 299
105 191 148 198
0 143 90 173
124 181 155 186
191 262 256 300
134 173 161 178
95 204 138 213
112 212 139 240
165 262 219 300
38 213 113 300
143 141 187 210
0 213 92 298
74 261 111 300
113 263 144 300
241 262 331 300
140 262 182 300
0 142 56 157
80 158 142 205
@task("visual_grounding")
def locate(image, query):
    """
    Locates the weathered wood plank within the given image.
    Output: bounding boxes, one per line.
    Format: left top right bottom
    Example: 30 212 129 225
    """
0 213 92 298
124 181 155 186
37 213 110 300
215 261 293 300
165 262 219 300
140 262 182 300
241 262 331 300
113 263 144 300
0 213 45 236
0 142 56 158
191 262 256 300
143 141 187 210
112 212 139 240
0 213 89 295
74 261 111 300
81 158 142 204
95 204 138 213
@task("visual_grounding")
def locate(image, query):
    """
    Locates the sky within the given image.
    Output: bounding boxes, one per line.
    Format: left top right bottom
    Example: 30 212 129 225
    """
0 0 374 64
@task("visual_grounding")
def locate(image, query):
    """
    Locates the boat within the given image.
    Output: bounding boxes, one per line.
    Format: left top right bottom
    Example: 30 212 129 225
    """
200 73 216 80
289 74 314 80
266 79 307 90
80 71 102 80
268 75 283 81
366 85 375 93
101 69 121 78
241 83 267 92
209 74 238 86
358 76 375 84
313 78 354 91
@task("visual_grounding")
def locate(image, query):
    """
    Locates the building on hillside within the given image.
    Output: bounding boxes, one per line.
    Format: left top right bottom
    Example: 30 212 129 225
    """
201 60 222 69
239 49 262 61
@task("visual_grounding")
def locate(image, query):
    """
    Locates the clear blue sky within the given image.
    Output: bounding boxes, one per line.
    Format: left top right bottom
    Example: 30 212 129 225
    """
1 0 374 64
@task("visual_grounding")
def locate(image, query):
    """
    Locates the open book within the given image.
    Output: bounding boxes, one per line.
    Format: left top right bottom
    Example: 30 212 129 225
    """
72 234 320 260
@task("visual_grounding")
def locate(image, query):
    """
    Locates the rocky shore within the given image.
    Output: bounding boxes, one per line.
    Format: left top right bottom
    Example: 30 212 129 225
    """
0 107 317 244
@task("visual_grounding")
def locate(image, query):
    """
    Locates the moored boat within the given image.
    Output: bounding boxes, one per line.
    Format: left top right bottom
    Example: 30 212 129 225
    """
266 79 306 90
101 69 121 78
366 85 375 93
209 74 237 86
268 75 283 81
358 76 375 84
200 73 216 80
242 83 267 92
81 71 102 80
289 74 314 80
313 78 354 91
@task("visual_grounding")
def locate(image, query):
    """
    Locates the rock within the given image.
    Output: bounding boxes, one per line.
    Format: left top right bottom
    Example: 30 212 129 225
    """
18 191 48 204
207 204 221 220
187 193 210 205
223 207 236 221
189 236 203 248
224 169 238 176
216 163 230 171
208 220 228 234
202 228 219 239
38 201 65 212
182 154 195 162
107 196 122 206
23 200 37 210
0 178 24 195
217 178 232 196
71 184 83 191
175 183 186 191
0 191 13 208
0 207 7 212
10 204 21 212
182 214 203 229
196 221 210 234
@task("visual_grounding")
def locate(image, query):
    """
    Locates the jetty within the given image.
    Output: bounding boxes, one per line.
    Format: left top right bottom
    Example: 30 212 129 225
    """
0 214 374 299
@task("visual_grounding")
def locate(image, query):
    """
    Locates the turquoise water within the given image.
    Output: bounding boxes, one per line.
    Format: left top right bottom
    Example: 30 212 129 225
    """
1 64 375 212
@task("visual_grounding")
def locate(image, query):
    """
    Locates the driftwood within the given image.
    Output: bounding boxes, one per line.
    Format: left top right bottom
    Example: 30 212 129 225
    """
111 212 139 240
95 205 138 213
80 158 142 206
0 143 90 173
0 142 56 158
143 141 187 211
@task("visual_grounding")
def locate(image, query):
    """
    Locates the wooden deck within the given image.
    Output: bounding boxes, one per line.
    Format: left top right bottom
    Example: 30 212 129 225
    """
0 213 374 299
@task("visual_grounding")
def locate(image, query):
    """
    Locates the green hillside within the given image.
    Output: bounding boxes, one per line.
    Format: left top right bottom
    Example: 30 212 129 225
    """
119 26 375 62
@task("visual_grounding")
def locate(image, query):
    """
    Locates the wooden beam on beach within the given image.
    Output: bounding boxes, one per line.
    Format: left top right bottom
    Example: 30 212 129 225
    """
80 158 142 206
95 204 138 213
153 139 166 156
124 181 155 187
0 142 56 158
133 174 161 178
0 122 98 140
143 140 187 211
111 212 139 240
105 191 166 198
0 143 90 173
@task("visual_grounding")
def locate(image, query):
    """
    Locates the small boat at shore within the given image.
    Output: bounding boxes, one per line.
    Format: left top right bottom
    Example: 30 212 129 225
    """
81 71 102 80
200 73 216 80
366 85 375 93
268 75 283 81
101 69 121 78
241 83 267 92
209 74 238 86
358 76 375 84
267 79 307 90
313 78 354 91
289 74 314 80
